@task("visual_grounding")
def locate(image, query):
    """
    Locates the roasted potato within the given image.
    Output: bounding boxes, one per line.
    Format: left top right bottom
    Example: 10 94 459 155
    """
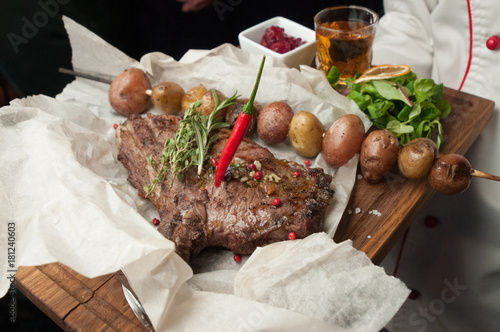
150 81 185 115
322 114 365 168
428 154 472 194
257 101 294 145
181 84 207 112
398 138 438 179
198 89 229 118
288 111 324 158
360 129 401 183
108 68 151 116
224 98 262 136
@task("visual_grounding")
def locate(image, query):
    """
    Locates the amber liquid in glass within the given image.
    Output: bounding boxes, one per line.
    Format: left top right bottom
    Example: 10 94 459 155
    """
316 21 375 78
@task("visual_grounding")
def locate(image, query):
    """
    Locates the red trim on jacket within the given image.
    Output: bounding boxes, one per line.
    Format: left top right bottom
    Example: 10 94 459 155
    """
459 0 473 91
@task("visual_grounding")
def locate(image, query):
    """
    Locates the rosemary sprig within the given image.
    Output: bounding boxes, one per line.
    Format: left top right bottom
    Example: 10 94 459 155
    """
143 89 238 196
193 90 239 175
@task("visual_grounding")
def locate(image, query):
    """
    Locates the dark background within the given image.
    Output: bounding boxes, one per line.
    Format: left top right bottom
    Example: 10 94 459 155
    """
0 0 383 330
0 0 383 99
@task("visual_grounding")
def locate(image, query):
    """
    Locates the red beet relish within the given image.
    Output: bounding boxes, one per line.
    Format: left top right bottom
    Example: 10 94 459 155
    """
260 26 305 54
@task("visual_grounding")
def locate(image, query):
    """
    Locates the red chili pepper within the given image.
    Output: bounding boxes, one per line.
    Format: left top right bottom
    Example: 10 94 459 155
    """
215 56 266 187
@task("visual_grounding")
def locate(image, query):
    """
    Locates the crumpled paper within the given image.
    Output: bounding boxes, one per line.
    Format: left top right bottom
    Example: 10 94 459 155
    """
0 16 409 332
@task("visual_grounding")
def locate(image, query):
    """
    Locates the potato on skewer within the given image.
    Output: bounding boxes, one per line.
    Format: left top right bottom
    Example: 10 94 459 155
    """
146 82 185 115
428 153 500 194
108 68 152 116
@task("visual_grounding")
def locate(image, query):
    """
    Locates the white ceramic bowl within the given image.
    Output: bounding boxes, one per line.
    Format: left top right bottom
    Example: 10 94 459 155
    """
238 16 316 69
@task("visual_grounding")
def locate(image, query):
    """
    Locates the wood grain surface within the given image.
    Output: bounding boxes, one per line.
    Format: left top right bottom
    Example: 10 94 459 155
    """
15 87 495 330
15 263 148 331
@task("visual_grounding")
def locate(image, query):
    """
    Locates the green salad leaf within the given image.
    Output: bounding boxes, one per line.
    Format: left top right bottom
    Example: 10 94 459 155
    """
327 67 450 148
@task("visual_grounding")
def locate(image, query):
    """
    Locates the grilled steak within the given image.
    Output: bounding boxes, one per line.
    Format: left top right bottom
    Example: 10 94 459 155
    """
116 114 334 262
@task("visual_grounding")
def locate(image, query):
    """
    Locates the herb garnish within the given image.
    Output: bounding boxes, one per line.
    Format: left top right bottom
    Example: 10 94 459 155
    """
143 90 238 195
327 67 451 148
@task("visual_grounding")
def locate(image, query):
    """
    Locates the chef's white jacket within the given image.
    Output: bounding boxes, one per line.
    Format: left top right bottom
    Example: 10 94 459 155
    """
372 1 500 331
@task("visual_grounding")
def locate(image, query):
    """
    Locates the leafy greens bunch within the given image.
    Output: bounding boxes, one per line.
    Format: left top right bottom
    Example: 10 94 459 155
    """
328 67 451 148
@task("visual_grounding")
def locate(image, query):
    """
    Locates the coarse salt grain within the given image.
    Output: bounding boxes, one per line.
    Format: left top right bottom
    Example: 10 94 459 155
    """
348 209 352 215
355 208 361 214
357 174 363 180
367 235 372 239
264 173 281 183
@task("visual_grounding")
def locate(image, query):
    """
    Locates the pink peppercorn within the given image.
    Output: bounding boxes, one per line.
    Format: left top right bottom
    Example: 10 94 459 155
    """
254 171 263 180
288 232 296 240
304 159 310 166
248 163 256 171
408 289 420 300
272 198 281 207
211 157 218 167
424 215 439 228
233 255 242 263
293 171 300 178
152 218 160 226
113 123 119 129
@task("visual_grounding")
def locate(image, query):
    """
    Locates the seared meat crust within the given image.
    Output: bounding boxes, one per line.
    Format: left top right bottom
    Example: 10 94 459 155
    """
116 114 334 261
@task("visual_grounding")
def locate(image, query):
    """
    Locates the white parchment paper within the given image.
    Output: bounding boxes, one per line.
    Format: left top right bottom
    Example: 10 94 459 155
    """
0 16 409 332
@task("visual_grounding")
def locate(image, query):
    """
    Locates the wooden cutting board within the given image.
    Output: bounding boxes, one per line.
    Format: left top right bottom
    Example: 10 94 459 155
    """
15 87 495 330
15 263 148 331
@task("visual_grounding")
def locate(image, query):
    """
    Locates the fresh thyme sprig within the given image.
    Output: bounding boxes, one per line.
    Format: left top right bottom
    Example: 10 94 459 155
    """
143 89 238 196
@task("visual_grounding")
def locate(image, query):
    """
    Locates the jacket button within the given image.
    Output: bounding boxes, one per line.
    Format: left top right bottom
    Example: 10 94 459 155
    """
486 36 499 50
424 215 439 228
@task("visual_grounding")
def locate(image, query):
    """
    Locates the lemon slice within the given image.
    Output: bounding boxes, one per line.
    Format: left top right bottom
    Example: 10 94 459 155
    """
353 64 411 83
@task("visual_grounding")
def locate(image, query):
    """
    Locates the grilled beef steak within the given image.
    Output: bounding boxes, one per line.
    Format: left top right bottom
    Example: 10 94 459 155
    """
116 114 334 262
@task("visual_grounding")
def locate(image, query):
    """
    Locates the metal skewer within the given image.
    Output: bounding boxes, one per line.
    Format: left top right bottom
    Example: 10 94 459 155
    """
58 67 114 84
